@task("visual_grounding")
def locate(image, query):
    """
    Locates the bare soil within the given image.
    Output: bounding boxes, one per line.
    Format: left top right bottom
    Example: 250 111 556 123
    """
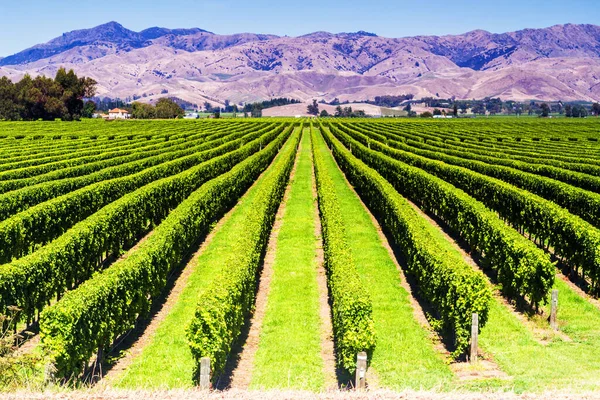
4 388 600 400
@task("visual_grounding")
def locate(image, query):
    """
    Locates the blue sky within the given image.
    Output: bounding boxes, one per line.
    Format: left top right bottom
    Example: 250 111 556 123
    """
1 0 599 57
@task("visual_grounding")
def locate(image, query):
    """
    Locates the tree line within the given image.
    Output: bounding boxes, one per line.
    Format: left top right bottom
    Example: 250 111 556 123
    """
0 69 97 121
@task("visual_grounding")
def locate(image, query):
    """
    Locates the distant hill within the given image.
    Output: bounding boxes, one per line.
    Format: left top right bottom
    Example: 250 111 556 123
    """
1 22 599 104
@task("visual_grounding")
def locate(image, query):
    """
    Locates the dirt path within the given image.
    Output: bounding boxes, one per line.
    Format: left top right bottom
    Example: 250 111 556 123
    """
227 138 303 389
7 388 600 400
310 140 338 390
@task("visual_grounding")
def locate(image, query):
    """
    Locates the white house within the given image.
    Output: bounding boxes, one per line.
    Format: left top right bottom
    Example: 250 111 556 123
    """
108 108 130 119
184 113 199 119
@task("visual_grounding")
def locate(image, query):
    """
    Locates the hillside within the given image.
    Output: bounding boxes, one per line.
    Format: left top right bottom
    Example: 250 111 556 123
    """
1 22 600 103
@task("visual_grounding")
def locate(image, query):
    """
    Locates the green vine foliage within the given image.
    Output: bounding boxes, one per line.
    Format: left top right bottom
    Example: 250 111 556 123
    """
0 123 271 216
39 125 294 379
311 128 376 372
320 127 491 358
0 125 287 325
329 123 557 307
186 128 300 381
0 122 284 264
345 122 600 227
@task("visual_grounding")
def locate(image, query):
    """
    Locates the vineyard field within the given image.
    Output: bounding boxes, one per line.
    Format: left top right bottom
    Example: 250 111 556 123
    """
3 118 600 395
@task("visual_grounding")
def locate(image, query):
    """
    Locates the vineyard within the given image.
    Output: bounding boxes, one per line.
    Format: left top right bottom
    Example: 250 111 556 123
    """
2 118 600 395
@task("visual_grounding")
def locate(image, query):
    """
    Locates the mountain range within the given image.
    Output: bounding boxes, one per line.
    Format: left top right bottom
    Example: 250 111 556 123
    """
1 21 600 106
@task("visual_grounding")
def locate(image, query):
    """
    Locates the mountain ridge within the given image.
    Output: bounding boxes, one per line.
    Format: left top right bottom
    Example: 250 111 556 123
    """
1 22 599 104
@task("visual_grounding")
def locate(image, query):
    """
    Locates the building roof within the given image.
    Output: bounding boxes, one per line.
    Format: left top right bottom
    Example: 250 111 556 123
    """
109 108 129 113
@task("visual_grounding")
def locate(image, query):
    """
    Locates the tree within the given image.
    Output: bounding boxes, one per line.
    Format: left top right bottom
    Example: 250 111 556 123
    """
453 103 458 117
433 108 442 116
420 112 433 118
565 104 573 118
320 109 329 117
0 77 21 120
155 98 184 119
334 106 343 117
82 100 97 118
592 103 600 116
307 99 319 115
403 103 412 113
131 102 156 119
251 103 262 118
540 103 550 117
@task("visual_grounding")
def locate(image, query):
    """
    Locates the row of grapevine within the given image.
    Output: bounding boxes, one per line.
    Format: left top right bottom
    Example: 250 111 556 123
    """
328 124 556 307
311 128 376 372
349 123 600 227
337 123 600 291
0 124 289 324
0 123 273 218
187 128 301 380
319 127 491 356
0 124 285 263
39 125 295 379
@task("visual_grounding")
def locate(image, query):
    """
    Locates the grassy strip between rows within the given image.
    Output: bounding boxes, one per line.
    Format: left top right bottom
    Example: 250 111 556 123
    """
478 275 600 392
115 128 302 389
186 128 301 382
312 128 453 389
312 127 376 373
250 129 325 390
39 126 295 379
321 126 491 358
0 125 286 325
329 123 555 308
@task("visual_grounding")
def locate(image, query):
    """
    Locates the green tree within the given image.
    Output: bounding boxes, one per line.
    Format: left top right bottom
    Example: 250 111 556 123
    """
565 104 573 117
320 109 329 117
540 103 550 117
433 108 442 116
82 100 97 118
131 102 156 119
0 77 21 120
155 98 184 119
307 99 319 115
592 103 600 116
453 103 458 117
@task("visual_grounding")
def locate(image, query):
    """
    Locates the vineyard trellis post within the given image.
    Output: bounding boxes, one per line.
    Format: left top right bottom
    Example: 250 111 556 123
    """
355 352 367 390
550 290 558 331
470 313 478 363
199 357 211 390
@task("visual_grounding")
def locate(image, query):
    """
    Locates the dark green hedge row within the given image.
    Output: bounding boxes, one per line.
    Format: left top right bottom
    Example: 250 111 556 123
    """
311 128 376 372
0 123 271 219
0 123 285 263
186 128 300 380
0 124 216 194
329 124 555 308
39 125 294 379
0 124 286 324
320 126 490 357
349 123 600 227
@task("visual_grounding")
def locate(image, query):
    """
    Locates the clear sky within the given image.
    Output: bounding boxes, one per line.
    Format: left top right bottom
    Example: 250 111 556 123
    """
1 0 599 57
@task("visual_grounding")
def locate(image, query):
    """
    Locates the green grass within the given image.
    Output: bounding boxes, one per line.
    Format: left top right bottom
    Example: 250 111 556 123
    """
112 128 301 389
250 129 325 390
312 128 453 390
477 276 600 392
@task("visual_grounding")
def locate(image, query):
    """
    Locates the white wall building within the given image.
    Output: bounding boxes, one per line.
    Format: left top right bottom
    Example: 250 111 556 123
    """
108 108 130 119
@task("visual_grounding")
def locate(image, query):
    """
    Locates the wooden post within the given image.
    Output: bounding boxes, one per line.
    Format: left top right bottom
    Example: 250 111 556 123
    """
470 313 478 363
355 352 367 390
550 290 558 331
199 357 211 390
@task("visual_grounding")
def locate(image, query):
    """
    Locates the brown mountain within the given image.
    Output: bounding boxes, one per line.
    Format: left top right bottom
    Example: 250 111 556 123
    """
1 22 599 104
